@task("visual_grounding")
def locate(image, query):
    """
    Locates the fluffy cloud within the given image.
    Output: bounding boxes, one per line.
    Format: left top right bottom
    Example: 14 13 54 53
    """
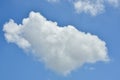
47 0 120 16
74 0 105 16
3 11 109 75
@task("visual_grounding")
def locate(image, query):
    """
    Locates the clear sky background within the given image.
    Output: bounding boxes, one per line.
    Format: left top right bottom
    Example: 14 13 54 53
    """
0 0 120 80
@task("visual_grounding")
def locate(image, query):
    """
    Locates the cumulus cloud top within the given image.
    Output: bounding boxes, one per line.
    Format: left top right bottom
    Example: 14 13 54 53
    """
47 0 120 16
3 11 109 75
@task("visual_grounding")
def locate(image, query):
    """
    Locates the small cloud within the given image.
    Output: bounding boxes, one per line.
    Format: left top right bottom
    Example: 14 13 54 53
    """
73 0 105 16
47 0 120 16
47 0 59 3
89 67 95 70
3 11 109 75
108 0 120 7
84 66 95 71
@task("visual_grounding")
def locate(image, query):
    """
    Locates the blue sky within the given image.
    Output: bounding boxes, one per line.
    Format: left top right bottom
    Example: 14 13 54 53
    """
0 0 120 80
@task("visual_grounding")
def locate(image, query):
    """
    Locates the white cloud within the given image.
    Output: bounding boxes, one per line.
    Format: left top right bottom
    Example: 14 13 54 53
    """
3 20 31 49
74 0 105 16
47 0 120 16
3 11 109 75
